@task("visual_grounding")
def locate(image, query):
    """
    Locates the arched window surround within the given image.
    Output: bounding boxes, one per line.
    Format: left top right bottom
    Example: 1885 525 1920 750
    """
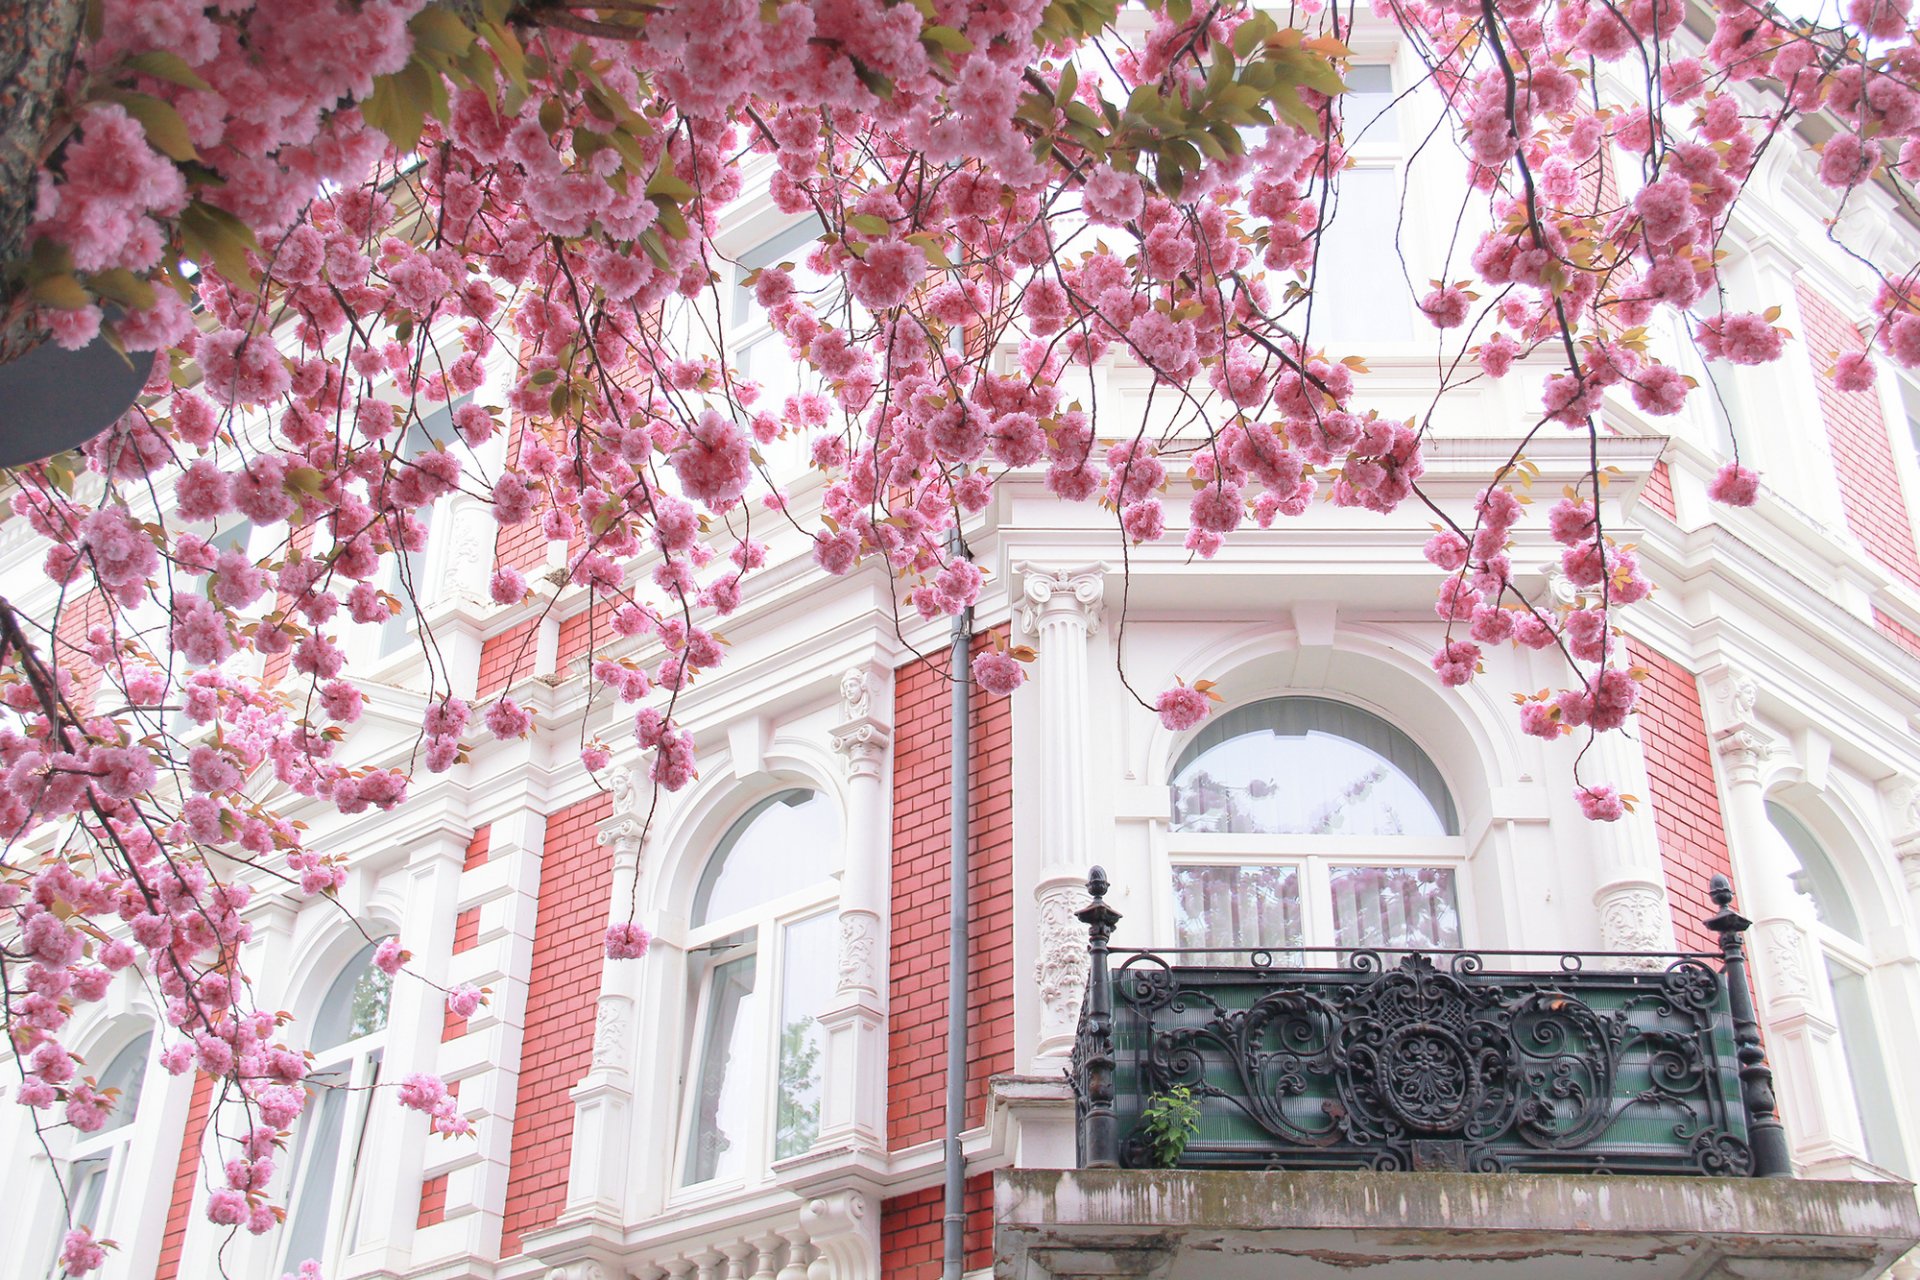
1133 626 1521 956
1160 692 1473 955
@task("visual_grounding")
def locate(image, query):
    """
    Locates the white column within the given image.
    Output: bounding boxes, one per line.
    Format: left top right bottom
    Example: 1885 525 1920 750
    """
562 770 647 1223
1590 722 1679 964
1015 562 1106 1066
1705 670 1865 1171
818 665 893 1147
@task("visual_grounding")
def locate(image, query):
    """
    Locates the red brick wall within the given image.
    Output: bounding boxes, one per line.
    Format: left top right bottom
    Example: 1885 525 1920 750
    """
1874 606 1920 661
416 1174 448 1228
1629 640 1736 952
1799 284 1920 590
500 792 612 1255
879 1174 993 1280
453 907 480 953
888 631 1016 1152
153 1072 215 1280
477 617 540 698
464 824 492 870
1642 460 1677 521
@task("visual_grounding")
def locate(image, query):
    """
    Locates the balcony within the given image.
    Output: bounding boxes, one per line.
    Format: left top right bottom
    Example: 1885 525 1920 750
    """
993 870 1920 1280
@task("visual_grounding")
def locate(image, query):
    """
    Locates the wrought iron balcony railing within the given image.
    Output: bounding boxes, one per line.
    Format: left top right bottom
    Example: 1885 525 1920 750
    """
1071 869 1792 1179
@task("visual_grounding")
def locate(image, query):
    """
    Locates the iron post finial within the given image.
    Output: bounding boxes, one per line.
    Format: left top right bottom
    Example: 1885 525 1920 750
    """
1087 865 1109 900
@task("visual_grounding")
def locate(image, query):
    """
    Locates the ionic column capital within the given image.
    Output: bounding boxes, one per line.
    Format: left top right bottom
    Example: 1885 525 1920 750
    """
1015 561 1107 639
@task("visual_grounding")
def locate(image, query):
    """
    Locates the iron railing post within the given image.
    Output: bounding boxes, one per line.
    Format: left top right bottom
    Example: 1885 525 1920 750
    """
1076 865 1122 1168
1704 874 1794 1178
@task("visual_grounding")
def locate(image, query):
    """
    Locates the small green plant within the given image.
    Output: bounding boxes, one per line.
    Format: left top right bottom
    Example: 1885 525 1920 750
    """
1138 1085 1202 1168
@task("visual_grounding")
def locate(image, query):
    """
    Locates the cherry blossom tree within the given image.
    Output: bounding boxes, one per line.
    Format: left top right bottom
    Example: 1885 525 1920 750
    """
3 0 1919 1272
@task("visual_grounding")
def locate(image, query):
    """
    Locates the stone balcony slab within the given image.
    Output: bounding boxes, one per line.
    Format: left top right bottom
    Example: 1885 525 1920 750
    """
994 1169 1920 1280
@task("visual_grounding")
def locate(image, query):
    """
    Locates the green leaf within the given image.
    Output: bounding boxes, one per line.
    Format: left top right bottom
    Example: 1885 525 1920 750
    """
86 268 157 311
105 90 198 161
179 201 260 290
846 212 892 238
362 65 429 153
126 51 211 92
645 154 695 203
1056 60 1079 107
1267 47 1347 98
479 20 527 91
410 7 475 57
921 24 974 53
31 273 93 310
1232 12 1278 58
907 233 953 269
655 201 690 241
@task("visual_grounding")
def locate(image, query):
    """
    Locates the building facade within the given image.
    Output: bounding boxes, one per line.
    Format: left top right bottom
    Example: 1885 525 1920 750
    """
8 18 1920 1280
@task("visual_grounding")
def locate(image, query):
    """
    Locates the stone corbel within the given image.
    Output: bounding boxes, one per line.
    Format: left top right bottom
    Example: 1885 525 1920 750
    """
1703 665 1760 739
799 1189 881 1280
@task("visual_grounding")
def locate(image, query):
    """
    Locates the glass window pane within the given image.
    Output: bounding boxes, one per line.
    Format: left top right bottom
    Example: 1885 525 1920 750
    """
94 1032 151 1133
774 913 836 1160
1172 865 1303 952
693 790 840 926
1826 959 1909 1177
282 1080 348 1269
379 401 461 656
1330 866 1461 949
1766 802 1862 941
1342 64 1399 143
312 944 391 1050
1170 697 1456 836
685 953 760 1185
1310 167 1411 343
44 1160 110 1277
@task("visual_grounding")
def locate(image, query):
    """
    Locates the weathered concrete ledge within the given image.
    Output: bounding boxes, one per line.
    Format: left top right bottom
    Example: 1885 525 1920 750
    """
994 1169 1920 1280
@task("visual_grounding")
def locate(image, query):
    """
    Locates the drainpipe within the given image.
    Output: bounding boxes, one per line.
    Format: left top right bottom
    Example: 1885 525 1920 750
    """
942 545 973 1280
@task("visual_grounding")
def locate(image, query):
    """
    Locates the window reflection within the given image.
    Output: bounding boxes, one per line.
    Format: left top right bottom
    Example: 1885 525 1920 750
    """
1330 866 1460 949
1169 698 1457 837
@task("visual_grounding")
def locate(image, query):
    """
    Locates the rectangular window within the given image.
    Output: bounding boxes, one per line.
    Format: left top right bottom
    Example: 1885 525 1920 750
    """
1329 865 1461 949
773 912 835 1160
1311 166 1412 344
1172 864 1303 953
378 401 462 656
732 219 830 416
684 947 759 1186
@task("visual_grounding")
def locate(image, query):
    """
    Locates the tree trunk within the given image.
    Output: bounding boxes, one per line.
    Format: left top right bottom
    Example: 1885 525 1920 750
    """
0 0 85 362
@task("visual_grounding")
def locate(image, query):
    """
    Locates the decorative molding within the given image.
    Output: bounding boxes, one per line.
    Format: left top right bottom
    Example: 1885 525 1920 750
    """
545 1264 611 1280
590 994 632 1074
1035 882 1091 1054
445 498 498 606
1596 886 1673 968
1759 921 1813 1002
1713 728 1769 784
828 719 891 780
835 909 882 995
800 1189 879 1280
597 766 647 854
1706 667 1759 734
1899 846 1920 894
1014 562 1106 639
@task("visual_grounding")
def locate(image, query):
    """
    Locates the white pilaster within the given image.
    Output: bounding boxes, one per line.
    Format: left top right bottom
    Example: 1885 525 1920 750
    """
562 770 648 1223
1015 562 1106 1067
818 665 893 1147
1590 719 1679 964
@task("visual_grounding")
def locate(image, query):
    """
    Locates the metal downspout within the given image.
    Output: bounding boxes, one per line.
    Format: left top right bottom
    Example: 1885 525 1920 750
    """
941 582 973 1279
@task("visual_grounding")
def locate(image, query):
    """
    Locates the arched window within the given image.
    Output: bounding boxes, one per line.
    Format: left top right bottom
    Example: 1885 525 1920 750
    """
41 1031 151 1277
678 789 840 1189
1167 697 1465 954
1767 802 1908 1176
280 942 391 1271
